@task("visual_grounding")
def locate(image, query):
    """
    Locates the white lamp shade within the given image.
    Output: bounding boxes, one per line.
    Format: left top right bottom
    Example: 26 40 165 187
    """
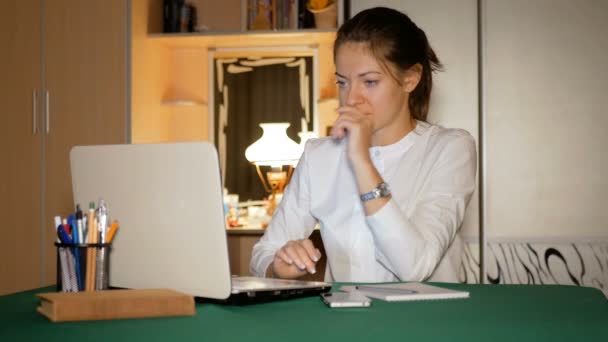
245 123 302 166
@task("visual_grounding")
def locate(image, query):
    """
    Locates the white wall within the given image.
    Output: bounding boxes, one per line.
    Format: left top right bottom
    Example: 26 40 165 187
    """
484 0 608 239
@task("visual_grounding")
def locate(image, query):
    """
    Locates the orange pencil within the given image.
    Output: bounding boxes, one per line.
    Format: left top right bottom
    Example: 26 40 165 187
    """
86 202 96 291
107 221 120 243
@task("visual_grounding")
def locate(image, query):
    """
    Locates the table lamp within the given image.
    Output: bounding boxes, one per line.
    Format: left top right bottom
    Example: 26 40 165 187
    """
245 123 302 216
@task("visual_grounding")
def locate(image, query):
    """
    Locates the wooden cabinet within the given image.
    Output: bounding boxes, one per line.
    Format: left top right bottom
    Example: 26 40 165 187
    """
0 0 128 295
0 0 44 296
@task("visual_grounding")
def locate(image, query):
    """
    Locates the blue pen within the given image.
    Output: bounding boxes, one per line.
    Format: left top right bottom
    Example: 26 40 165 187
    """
68 214 78 244
57 225 73 244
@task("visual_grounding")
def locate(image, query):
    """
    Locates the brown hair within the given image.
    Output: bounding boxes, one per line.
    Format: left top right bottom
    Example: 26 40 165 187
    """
334 7 443 121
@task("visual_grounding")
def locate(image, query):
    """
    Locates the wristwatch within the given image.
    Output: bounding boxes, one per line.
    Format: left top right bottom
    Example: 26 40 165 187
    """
359 182 391 202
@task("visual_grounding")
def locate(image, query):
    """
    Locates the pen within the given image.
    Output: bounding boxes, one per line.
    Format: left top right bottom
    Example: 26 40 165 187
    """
53 216 62 243
57 247 70 292
57 225 73 244
95 201 107 291
64 248 78 292
90 216 98 291
82 213 88 242
72 246 83 291
76 204 84 244
68 214 77 243
97 199 107 244
86 201 96 291
87 202 95 242
62 219 71 237
69 211 83 290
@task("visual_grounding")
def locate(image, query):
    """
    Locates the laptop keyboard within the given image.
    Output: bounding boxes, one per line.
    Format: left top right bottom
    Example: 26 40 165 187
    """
231 276 327 291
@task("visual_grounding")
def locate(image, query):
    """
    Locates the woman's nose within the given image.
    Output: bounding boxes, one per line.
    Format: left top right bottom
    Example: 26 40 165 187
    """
345 84 363 106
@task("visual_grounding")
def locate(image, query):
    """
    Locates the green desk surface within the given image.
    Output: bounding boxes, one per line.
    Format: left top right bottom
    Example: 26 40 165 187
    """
1 283 606 342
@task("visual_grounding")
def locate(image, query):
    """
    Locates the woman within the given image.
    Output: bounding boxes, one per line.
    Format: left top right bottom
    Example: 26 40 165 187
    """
250 7 477 282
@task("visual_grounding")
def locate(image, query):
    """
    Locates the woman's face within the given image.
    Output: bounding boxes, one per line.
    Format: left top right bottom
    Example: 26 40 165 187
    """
335 42 416 142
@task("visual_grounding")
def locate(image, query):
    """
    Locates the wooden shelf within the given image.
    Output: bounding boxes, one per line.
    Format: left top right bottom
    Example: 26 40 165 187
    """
149 28 336 37
148 30 336 48
161 100 207 106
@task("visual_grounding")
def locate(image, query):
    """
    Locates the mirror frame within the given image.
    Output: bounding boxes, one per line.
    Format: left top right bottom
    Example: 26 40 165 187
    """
208 46 320 188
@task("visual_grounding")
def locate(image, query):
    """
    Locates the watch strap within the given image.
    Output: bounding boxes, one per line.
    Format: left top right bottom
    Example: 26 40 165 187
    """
360 182 391 202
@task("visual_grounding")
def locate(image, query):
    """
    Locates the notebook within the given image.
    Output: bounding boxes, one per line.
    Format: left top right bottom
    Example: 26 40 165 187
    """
70 142 330 304
340 282 469 302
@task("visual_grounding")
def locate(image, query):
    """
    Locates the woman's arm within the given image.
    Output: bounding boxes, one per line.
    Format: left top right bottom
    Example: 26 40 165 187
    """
366 133 477 281
249 142 318 277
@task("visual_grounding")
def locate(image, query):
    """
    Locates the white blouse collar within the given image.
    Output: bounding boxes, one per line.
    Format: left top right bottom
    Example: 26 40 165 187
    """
369 120 430 156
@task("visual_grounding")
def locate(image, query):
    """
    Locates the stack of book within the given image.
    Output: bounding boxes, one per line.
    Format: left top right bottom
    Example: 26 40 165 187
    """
247 0 315 30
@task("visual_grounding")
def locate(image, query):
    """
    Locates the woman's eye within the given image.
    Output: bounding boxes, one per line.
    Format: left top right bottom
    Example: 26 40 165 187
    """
336 80 347 88
364 80 378 87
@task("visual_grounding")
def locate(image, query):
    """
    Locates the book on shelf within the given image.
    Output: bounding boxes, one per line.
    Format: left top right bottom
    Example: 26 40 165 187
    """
248 0 316 30
37 288 195 322
340 282 470 302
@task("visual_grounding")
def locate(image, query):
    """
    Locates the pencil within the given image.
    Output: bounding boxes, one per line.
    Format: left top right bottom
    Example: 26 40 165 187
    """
86 202 96 291
107 221 119 243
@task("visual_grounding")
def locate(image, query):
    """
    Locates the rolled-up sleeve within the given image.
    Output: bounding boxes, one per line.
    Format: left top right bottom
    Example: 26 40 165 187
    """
366 134 477 281
250 142 318 277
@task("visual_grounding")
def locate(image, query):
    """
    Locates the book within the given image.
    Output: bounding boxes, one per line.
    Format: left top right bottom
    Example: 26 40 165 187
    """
37 289 195 322
340 282 470 302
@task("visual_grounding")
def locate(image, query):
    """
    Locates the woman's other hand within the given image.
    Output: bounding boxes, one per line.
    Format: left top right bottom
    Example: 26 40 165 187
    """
269 239 322 279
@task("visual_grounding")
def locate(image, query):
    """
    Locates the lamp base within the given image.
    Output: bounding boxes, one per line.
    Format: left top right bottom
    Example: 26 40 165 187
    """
266 170 286 216
254 165 294 217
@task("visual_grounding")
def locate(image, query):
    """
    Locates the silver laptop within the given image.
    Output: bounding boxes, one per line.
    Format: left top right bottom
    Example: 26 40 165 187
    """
70 142 330 303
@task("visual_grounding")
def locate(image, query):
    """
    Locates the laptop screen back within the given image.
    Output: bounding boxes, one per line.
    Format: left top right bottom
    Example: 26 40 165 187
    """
70 142 232 299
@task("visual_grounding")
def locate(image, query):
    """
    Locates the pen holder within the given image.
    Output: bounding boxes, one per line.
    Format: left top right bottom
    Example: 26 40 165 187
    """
55 242 112 292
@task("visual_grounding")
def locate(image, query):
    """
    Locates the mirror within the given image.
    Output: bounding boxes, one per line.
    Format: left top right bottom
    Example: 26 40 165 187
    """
210 47 319 200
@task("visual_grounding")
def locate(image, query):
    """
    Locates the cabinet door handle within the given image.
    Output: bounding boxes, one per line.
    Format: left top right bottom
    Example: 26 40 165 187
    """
45 90 50 134
32 90 37 134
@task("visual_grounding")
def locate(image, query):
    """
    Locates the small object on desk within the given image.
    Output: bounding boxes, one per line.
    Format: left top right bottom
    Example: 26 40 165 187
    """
341 282 470 302
321 292 372 308
36 289 195 322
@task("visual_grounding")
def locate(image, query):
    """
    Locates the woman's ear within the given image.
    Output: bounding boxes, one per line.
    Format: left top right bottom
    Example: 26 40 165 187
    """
402 63 422 93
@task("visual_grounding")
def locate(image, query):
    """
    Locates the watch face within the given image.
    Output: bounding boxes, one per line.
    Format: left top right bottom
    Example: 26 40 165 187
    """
380 182 390 197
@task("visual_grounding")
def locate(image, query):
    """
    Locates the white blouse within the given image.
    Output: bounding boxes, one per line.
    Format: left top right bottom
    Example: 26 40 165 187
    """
250 121 477 282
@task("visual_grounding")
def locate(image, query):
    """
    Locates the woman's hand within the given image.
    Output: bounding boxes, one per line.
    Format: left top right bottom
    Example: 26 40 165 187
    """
330 106 374 166
331 105 388 217
269 239 322 279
